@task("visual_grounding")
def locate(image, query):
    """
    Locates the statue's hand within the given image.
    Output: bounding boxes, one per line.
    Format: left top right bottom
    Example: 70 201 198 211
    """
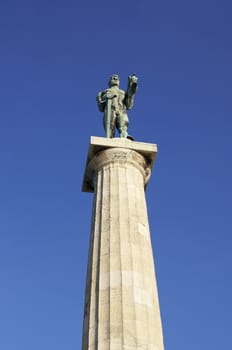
103 91 117 101
128 74 138 85
127 74 138 95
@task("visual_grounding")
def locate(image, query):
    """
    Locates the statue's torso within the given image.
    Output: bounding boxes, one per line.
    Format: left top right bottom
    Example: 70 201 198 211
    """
107 87 126 114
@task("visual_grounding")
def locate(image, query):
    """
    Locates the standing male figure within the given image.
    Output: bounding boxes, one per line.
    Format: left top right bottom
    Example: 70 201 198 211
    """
97 74 138 138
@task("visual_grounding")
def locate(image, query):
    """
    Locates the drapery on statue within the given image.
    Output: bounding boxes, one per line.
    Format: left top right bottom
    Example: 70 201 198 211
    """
97 74 138 139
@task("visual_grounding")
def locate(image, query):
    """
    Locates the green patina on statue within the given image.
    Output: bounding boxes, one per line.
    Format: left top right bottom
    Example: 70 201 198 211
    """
97 74 138 139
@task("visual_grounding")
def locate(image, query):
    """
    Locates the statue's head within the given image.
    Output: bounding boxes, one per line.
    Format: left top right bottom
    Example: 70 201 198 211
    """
108 74 120 87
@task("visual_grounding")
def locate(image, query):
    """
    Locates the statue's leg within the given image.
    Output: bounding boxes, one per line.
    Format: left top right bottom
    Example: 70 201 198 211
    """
116 113 129 138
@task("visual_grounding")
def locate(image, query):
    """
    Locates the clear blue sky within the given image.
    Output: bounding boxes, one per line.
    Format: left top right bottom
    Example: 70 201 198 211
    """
0 0 231 349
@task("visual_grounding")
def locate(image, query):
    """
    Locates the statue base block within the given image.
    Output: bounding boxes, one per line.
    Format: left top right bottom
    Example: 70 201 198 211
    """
82 136 158 193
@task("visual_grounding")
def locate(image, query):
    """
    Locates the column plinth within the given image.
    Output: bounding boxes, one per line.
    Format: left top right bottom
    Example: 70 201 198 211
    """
82 137 164 350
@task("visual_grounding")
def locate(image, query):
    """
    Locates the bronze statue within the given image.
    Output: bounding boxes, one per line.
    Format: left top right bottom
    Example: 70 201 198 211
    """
97 74 138 139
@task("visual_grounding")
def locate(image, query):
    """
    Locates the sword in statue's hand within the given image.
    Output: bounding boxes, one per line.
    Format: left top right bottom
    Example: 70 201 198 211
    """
104 91 117 138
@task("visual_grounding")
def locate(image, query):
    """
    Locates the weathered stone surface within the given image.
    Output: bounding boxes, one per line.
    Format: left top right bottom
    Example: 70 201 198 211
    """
82 137 157 193
82 137 164 350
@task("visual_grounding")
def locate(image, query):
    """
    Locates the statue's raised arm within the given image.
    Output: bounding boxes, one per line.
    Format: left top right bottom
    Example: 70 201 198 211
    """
125 74 138 110
96 74 138 139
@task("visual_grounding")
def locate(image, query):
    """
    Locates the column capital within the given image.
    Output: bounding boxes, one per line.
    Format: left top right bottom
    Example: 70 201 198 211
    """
82 137 158 193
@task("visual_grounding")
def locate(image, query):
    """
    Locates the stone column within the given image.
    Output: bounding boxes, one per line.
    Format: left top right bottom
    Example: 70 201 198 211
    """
82 137 164 350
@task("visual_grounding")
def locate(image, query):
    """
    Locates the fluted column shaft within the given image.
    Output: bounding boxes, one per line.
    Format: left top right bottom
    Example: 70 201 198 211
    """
82 139 164 350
